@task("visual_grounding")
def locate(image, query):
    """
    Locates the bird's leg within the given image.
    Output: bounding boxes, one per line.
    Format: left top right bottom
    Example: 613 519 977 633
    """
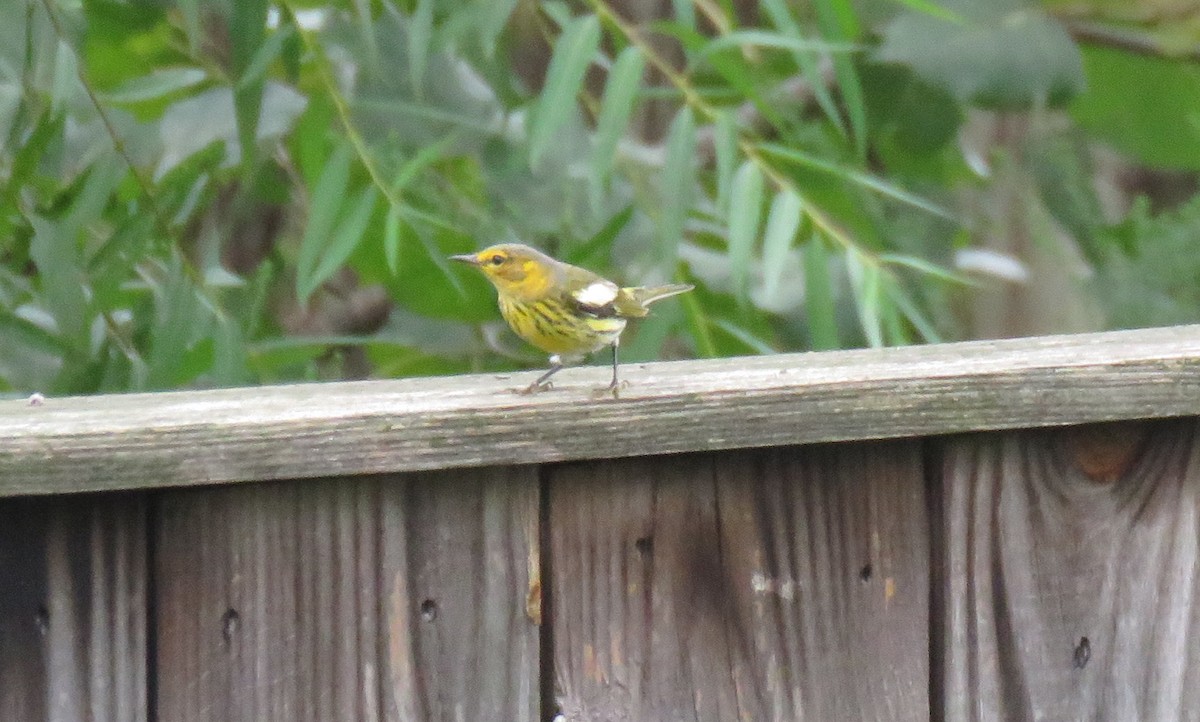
521 355 563 394
598 340 628 398
608 341 619 390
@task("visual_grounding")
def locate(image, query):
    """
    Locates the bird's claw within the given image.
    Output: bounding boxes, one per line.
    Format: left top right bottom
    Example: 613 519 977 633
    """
593 379 629 399
517 380 553 395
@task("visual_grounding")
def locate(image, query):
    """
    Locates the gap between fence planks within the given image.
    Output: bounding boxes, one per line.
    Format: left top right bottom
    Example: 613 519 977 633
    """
1 325 1199 496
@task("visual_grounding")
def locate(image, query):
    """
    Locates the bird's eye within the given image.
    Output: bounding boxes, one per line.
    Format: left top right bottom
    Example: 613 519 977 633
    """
490 254 505 265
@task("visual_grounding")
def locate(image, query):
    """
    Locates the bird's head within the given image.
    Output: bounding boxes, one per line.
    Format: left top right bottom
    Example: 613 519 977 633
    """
450 243 558 298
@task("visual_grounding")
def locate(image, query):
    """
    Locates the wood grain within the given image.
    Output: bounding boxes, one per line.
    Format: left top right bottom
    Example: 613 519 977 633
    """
2 325 1200 496
548 444 929 721
153 469 539 721
0 494 147 722
935 419 1200 720
383 466 542 720
1058 422 1152 483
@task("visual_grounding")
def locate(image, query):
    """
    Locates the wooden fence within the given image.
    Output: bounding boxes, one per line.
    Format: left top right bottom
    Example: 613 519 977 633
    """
2 325 1199 721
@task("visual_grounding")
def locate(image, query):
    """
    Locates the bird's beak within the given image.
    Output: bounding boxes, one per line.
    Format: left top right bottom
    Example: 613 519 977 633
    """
449 253 481 266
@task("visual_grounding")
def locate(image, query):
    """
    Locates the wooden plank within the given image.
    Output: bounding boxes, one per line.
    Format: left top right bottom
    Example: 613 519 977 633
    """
0 494 148 722
935 418 1200 720
549 444 929 720
381 466 541 719
2 325 1200 496
154 469 540 721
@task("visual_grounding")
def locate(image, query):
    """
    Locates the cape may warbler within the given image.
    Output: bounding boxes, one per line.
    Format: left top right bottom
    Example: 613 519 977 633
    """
451 243 693 394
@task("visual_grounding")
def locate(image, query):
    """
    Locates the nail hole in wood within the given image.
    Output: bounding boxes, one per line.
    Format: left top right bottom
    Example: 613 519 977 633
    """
635 536 653 555
420 599 438 622
35 604 48 636
221 608 240 645
1073 636 1091 669
859 563 873 582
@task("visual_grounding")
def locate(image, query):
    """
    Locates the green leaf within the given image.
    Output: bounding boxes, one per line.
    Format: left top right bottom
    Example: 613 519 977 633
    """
350 0 382 75
760 142 953 219
408 0 435 94
591 46 645 201
697 30 858 59
0 111 64 230
670 27 786 132
680 285 718 358
29 159 125 346
804 238 839 349
727 161 765 300
711 319 776 355
87 213 155 307
659 107 696 264
761 190 804 301
713 111 738 214
879 253 973 286
477 0 521 58
230 0 269 166
102 67 207 103
1091 195 1200 329
1070 46 1200 171
761 0 846 136
208 315 252 388
154 141 226 222
237 25 295 90
296 143 354 302
529 14 600 170
383 226 496 321
619 299 682 362
388 133 459 195
82 0 177 91
880 293 911 346
567 204 635 269
884 275 942 343
384 203 412 275
860 62 962 156
146 257 205 390
177 0 203 52
64 156 127 234
671 0 696 30
813 0 867 156
540 2 574 29
876 2 1084 109
886 0 965 23
369 342 473 378
1026 133 1107 259
847 252 883 347
300 186 379 302
0 309 71 358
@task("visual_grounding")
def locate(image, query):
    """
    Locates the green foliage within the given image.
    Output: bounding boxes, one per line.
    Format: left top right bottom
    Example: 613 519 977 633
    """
1093 196 1200 329
0 0 1196 395
1070 46 1200 171
877 0 1085 108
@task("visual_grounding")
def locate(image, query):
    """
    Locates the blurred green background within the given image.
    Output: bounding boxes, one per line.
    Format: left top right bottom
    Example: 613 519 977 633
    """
2 0 1198 394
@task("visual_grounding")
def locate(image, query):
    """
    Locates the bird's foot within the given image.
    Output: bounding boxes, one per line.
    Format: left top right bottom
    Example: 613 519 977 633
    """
592 379 629 400
517 380 554 395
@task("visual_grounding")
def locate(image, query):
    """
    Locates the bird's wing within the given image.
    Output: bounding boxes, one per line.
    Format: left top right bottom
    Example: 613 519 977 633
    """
568 278 620 318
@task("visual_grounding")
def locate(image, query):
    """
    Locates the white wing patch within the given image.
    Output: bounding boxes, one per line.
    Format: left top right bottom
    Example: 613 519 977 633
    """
573 280 619 308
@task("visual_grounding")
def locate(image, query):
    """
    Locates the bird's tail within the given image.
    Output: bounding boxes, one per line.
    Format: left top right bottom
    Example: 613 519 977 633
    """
620 284 694 316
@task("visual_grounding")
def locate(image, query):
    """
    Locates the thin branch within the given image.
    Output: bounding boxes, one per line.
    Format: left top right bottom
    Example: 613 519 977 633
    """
586 0 861 252
36 0 229 328
1062 19 1200 62
694 61 835 164
278 1 462 237
38 0 172 241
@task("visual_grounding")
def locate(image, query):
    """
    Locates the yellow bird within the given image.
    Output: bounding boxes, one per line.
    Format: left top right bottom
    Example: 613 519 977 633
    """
451 243 693 394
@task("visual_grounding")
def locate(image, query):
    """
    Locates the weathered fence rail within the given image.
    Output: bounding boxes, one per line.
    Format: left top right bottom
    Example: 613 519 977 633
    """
2 325 1199 720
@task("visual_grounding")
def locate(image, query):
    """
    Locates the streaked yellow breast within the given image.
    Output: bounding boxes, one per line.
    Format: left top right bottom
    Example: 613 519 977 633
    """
499 295 626 357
